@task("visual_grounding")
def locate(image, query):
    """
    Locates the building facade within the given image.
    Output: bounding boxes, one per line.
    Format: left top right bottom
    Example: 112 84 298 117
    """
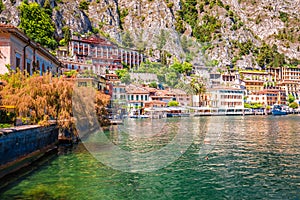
0 24 62 75
57 35 144 75
206 88 245 109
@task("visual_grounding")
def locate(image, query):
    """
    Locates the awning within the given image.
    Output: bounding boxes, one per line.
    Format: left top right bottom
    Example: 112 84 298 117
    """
0 105 16 109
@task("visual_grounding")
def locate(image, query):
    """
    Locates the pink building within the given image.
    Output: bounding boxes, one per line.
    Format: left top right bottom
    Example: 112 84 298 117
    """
0 24 62 75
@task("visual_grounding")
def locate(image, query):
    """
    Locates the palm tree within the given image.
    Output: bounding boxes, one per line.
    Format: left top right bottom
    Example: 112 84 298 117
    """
190 77 206 107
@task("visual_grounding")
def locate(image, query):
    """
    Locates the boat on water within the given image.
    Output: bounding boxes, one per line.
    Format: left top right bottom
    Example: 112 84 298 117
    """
272 104 288 115
129 114 150 119
129 109 150 118
166 107 190 117
187 107 254 116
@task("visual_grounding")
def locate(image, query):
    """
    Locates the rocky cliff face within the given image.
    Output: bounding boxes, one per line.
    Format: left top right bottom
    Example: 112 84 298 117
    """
1 0 300 69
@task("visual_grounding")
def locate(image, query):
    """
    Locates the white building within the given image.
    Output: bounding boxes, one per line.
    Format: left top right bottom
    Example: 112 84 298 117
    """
206 87 245 109
126 85 150 108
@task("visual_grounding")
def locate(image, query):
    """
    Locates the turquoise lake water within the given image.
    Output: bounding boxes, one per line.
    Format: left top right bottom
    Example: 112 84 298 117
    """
0 115 299 199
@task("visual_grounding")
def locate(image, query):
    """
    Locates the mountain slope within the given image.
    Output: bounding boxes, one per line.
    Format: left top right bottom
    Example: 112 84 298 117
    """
1 0 300 69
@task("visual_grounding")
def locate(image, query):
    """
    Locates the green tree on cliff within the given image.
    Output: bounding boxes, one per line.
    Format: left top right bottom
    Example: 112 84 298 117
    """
0 0 5 13
18 2 57 49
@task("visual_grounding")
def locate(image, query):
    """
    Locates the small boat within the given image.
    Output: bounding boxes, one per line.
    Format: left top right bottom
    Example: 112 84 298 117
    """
272 104 287 115
129 109 149 118
129 114 149 119
166 107 190 117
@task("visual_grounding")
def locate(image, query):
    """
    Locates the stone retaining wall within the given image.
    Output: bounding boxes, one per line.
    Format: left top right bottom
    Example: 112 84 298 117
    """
0 124 58 178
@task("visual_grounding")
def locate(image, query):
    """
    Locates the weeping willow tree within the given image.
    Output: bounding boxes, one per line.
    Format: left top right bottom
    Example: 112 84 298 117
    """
0 70 110 131
0 70 74 128
95 91 110 126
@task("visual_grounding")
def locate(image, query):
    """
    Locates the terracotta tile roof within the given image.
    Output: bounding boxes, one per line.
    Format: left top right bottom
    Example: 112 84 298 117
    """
143 87 157 92
151 96 173 99
0 23 15 28
243 80 264 83
127 90 149 94
105 74 118 77
145 100 167 104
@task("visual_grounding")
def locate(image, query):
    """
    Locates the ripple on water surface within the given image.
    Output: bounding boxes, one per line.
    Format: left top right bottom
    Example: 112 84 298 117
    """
0 116 299 199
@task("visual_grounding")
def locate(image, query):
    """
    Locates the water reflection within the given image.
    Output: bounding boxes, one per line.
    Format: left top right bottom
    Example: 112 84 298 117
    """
0 116 299 199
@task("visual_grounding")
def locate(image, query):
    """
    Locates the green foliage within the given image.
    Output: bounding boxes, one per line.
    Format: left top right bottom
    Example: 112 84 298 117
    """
175 1 198 33
116 69 128 79
135 30 147 53
193 14 221 43
0 123 12 128
116 69 131 84
149 82 157 88
235 40 253 56
174 81 194 94
276 28 297 43
266 105 271 110
119 8 129 28
217 0 224 7
63 70 78 78
59 39 66 46
134 61 178 87
155 30 169 64
79 0 90 10
289 102 298 109
168 100 179 107
120 73 131 84
167 2 174 8
181 35 195 55
59 26 72 47
170 60 193 75
0 109 16 125
121 31 134 48
155 29 168 50
288 94 295 104
92 27 99 34
18 2 57 49
256 43 285 68
244 103 263 109
79 70 97 78
279 11 288 23
0 0 5 13
43 0 52 16
206 59 219 66
190 77 206 107
165 72 178 87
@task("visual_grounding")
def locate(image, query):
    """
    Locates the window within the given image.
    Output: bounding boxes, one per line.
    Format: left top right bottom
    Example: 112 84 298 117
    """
16 53 21 70
26 59 31 75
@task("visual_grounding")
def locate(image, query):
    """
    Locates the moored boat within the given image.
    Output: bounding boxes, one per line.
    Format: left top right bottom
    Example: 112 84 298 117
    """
272 104 287 115
166 107 190 117
129 114 149 119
